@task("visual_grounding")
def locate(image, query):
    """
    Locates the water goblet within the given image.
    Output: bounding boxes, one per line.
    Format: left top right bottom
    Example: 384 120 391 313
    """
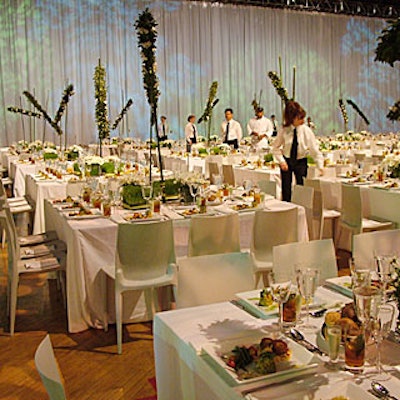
296 268 320 331
353 285 382 328
189 182 199 205
375 254 397 303
370 304 395 380
141 184 153 204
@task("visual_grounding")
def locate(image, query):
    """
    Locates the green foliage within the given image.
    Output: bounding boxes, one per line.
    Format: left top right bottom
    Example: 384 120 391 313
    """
94 59 110 140
264 153 273 163
111 98 133 130
267 71 290 104
7 106 41 118
307 155 315 165
43 152 58 160
346 99 370 125
375 18 400 67
198 81 218 124
387 99 400 122
121 184 146 207
54 84 75 124
101 162 115 174
152 179 180 197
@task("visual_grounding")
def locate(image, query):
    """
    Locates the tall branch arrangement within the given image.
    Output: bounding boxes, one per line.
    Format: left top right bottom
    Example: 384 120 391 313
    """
54 84 75 124
134 8 163 183
346 99 370 125
94 59 110 148
375 18 400 67
387 100 400 122
7 107 41 118
251 90 263 112
197 81 219 142
267 71 290 104
111 99 133 130
338 99 349 131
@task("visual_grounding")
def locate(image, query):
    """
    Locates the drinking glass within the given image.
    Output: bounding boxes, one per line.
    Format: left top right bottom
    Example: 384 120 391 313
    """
189 182 199 205
269 273 292 333
353 286 382 328
375 254 397 303
344 325 365 373
326 325 342 369
141 185 153 203
296 268 320 331
281 285 302 331
371 304 395 380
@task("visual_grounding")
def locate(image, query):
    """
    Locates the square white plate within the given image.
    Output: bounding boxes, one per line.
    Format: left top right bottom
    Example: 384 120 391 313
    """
201 332 317 386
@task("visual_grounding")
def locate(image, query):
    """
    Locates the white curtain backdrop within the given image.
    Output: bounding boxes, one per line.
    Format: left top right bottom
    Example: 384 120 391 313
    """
0 0 399 146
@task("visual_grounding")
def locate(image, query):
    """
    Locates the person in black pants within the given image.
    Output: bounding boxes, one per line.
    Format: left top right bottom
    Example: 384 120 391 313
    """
272 101 323 202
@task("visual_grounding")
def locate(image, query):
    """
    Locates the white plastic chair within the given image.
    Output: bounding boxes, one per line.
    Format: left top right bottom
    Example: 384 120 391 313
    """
222 164 235 186
353 229 400 270
304 178 341 241
291 185 314 241
104 219 177 354
188 213 240 257
3 205 66 335
208 162 220 184
176 252 255 308
251 207 298 287
272 239 338 283
35 335 67 400
337 184 394 252
257 179 276 198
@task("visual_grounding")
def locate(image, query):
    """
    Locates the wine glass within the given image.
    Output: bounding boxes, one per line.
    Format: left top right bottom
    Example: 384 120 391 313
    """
296 268 320 331
375 253 397 303
141 184 153 206
371 304 395 380
269 272 292 333
189 182 199 205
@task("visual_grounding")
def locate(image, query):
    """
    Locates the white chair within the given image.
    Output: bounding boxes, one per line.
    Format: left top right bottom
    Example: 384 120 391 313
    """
251 208 298 288
103 220 177 354
208 162 220 184
176 252 255 308
3 205 66 335
353 229 400 270
304 178 341 241
257 179 276 198
222 164 235 186
337 184 394 252
35 335 67 400
272 239 338 283
188 213 240 257
291 185 314 241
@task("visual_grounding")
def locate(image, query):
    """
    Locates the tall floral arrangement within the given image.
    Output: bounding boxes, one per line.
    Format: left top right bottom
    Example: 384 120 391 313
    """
197 81 219 142
111 98 134 131
94 59 110 156
134 8 163 183
338 99 349 132
346 99 370 126
387 100 400 122
268 71 290 104
251 90 263 112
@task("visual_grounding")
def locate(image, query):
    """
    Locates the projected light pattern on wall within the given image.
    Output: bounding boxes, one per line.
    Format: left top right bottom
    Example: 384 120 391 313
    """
0 0 399 146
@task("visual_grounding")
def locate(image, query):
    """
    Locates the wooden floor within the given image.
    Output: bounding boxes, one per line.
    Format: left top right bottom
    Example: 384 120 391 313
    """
0 248 157 400
0 245 351 400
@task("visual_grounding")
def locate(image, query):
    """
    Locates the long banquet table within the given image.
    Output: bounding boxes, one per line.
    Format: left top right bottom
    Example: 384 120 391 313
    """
44 198 308 333
154 286 400 399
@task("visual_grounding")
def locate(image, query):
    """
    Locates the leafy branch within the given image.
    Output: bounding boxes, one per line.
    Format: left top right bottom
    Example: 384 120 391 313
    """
94 59 110 141
54 84 75 124
375 18 400 67
339 99 349 131
346 99 370 125
111 99 133 130
7 106 41 118
267 71 290 104
387 100 400 121
198 81 219 124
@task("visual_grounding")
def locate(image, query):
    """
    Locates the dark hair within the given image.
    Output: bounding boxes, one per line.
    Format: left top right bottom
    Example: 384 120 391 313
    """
224 108 233 114
256 107 264 113
283 101 306 127
161 115 167 120
187 114 195 122
271 114 276 118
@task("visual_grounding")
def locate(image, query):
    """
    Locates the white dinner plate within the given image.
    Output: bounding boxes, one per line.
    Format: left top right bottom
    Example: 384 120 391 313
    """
324 276 353 298
201 332 316 386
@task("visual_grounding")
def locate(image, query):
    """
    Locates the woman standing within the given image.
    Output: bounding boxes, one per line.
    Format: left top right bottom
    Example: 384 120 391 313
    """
272 101 323 202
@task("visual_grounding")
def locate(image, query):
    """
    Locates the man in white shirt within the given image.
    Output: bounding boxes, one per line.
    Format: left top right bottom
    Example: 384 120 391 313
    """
158 116 169 141
247 107 273 150
185 115 197 153
271 114 279 137
221 108 242 149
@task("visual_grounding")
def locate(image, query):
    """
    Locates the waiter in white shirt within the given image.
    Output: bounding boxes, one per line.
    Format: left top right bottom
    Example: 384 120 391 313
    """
221 108 242 149
158 115 169 141
272 101 323 202
247 107 273 150
185 115 197 153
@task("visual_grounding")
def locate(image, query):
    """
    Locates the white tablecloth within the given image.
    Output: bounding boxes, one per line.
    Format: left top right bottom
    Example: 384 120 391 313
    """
11 160 43 196
154 287 400 399
44 198 308 332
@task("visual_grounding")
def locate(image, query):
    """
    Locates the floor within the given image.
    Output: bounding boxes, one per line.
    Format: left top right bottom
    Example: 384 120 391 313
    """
0 245 351 400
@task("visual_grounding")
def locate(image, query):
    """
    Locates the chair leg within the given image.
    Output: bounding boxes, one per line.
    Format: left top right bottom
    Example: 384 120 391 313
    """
144 288 156 320
116 290 123 355
9 277 19 335
2 228 6 249
254 272 261 289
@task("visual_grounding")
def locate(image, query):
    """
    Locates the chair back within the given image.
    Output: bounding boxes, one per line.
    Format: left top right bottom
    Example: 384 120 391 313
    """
291 185 314 240
116 219 176 281
176 252 254 308
340 184 362 232
304 179 324 239
353 229 400 270
188 213 240 257
192 165 203 175
257 179 276 198
251 208 298 263
34 335 67 400
273 239 337 283
222 164 235 186
208 162 220 184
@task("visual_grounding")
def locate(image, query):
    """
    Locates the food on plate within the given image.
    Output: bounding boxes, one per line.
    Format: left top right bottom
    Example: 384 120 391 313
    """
232 203 251 211
53 195 74 204
341 303 358 322
258 288 274 307
324 311 341 327
181 207 199 216
323 304 361 340
330 397 349 400
207 194 217 202
223 337 291 379
124 212 150 221
68 207 93 217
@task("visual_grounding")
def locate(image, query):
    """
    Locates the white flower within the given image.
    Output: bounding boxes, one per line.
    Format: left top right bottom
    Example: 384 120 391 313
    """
43 147 58 154
84 155 105 165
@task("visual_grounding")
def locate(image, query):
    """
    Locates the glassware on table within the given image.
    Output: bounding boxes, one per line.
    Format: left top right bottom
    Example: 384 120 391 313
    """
82 186 92 204
281 285 302 331
370 304 395 380
326 324 342 369
344 324 365 373
353 286 382 328
102 196 112 217
141 184 153 215
296 268 320 331
189 182 199 205
269 273 292 333
349 258 371 290
375 254 397 303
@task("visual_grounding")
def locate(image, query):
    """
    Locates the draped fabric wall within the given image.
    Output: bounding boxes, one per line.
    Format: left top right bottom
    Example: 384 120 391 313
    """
0 0 399 147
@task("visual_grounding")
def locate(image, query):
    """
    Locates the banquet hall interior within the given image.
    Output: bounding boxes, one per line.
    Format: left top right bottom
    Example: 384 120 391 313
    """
1 0 400 399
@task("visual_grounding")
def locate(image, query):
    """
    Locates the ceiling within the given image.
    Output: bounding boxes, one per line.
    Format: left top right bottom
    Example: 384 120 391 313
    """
194 0 400 18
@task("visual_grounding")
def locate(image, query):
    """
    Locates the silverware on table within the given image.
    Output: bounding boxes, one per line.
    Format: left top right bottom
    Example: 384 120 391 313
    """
289 328 326 356
371 381 399 400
